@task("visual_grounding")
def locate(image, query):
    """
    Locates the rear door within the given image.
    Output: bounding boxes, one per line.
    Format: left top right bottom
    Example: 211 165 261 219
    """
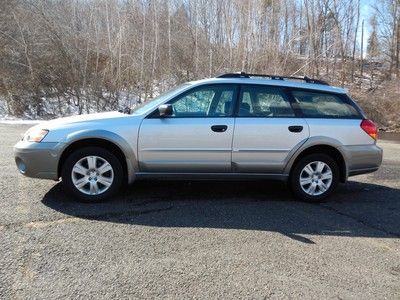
232 85 309 173
138 84 238 173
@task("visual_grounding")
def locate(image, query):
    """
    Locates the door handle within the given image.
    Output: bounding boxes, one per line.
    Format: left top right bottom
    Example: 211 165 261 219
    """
211 125 228 132
288 125 303 133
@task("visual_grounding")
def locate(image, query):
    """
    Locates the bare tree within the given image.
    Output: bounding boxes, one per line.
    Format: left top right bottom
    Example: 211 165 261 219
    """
0 0 398 119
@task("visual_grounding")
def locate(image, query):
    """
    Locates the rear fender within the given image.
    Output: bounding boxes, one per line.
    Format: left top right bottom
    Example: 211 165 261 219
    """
283 136 348 181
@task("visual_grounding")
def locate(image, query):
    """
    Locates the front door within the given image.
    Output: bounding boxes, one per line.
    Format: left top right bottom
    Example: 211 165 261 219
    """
138 84 237 173
232 85 309 173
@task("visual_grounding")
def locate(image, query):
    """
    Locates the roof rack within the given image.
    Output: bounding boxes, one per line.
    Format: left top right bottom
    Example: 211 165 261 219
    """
216 72 329 85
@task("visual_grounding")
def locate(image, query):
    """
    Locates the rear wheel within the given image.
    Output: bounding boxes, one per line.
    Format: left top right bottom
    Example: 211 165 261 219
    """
289 153 339 202
61 147 123 202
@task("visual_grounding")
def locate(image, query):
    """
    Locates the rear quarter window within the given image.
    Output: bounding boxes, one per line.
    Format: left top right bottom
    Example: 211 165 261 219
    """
291 90 361 118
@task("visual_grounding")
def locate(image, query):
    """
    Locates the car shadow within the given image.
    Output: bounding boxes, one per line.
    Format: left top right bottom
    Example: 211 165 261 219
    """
42 180 400 243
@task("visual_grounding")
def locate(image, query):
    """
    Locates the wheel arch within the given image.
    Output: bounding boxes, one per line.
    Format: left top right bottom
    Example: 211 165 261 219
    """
58 131 137 183
285 139 348 183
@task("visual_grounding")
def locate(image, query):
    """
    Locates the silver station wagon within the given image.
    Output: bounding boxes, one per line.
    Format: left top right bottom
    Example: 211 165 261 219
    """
14 73 383 202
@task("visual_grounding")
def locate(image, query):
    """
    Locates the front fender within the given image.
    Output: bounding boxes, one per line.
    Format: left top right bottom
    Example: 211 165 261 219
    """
61 129 138 183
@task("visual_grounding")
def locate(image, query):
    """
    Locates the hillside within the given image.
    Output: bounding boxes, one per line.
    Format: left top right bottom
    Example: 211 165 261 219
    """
1 0 399 130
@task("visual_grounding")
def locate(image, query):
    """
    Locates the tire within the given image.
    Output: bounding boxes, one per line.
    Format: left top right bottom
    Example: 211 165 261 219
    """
61 146 124 202
289 153 339 202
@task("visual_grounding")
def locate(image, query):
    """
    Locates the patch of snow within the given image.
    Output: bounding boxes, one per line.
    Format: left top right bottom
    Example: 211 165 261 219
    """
0 119 43 125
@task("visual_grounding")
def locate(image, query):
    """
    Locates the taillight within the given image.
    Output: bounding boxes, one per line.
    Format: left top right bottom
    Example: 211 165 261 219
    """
360 119 378 140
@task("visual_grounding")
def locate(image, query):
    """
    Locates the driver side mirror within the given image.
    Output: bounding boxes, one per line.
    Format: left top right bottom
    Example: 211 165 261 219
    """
158 104 173 117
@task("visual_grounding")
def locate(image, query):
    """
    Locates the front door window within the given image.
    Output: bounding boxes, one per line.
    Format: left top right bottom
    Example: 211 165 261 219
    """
170 85 236 117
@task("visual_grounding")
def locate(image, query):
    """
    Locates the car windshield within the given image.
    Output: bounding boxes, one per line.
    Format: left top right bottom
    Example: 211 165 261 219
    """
131 83 191 115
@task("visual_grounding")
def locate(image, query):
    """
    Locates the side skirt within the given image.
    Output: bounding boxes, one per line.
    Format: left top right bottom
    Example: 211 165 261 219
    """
348 167 379 177
135 172 289 181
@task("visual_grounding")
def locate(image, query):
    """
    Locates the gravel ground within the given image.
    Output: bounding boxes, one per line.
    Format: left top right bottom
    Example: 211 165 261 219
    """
0 124 399 299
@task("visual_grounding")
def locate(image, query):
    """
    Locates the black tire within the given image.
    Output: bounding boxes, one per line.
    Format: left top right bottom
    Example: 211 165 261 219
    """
61 146 124 202
289 153 339 202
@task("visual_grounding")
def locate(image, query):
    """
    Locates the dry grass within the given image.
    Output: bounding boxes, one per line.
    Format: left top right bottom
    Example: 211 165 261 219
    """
349 79 400 132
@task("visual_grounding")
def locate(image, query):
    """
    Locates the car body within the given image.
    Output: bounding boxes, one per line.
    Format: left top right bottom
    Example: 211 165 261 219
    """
14 73 383 202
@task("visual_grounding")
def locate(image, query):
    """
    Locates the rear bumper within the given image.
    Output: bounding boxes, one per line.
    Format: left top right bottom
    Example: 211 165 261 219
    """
340 144 383 177
14 140 64 180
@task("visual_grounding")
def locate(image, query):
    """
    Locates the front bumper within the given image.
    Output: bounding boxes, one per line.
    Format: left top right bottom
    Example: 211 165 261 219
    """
14 140 64 180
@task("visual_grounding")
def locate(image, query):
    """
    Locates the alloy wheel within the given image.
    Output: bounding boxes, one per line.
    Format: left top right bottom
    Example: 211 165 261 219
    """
299 161 333 196
71 156 114 196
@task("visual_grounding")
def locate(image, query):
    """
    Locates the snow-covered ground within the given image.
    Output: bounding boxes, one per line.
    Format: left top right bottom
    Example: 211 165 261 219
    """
0 83 173 124
0 119 43 125
0 92 141 124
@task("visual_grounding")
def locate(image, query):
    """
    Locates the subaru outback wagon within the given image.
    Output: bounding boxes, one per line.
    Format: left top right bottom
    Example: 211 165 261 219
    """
14 73 382 202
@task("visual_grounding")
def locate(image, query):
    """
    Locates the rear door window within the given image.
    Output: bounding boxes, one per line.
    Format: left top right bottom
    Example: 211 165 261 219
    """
291 90 360 118
239 86 295 117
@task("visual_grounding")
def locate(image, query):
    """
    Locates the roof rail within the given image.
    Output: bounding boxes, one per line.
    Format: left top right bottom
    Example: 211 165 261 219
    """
216 72 329 85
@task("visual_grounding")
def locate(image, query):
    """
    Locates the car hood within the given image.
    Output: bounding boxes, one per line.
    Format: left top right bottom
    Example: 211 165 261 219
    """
35 111 129 131
23 111 142 144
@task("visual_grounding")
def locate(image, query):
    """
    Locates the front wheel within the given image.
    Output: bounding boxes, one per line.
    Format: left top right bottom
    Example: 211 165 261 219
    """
61 147 123 202
289 153 339 202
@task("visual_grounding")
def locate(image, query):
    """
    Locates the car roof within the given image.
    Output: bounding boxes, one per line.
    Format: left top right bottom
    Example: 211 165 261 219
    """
189 77 348 94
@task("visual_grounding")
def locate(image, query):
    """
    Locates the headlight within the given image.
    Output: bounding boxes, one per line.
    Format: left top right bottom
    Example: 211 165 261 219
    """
24 129 49 142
